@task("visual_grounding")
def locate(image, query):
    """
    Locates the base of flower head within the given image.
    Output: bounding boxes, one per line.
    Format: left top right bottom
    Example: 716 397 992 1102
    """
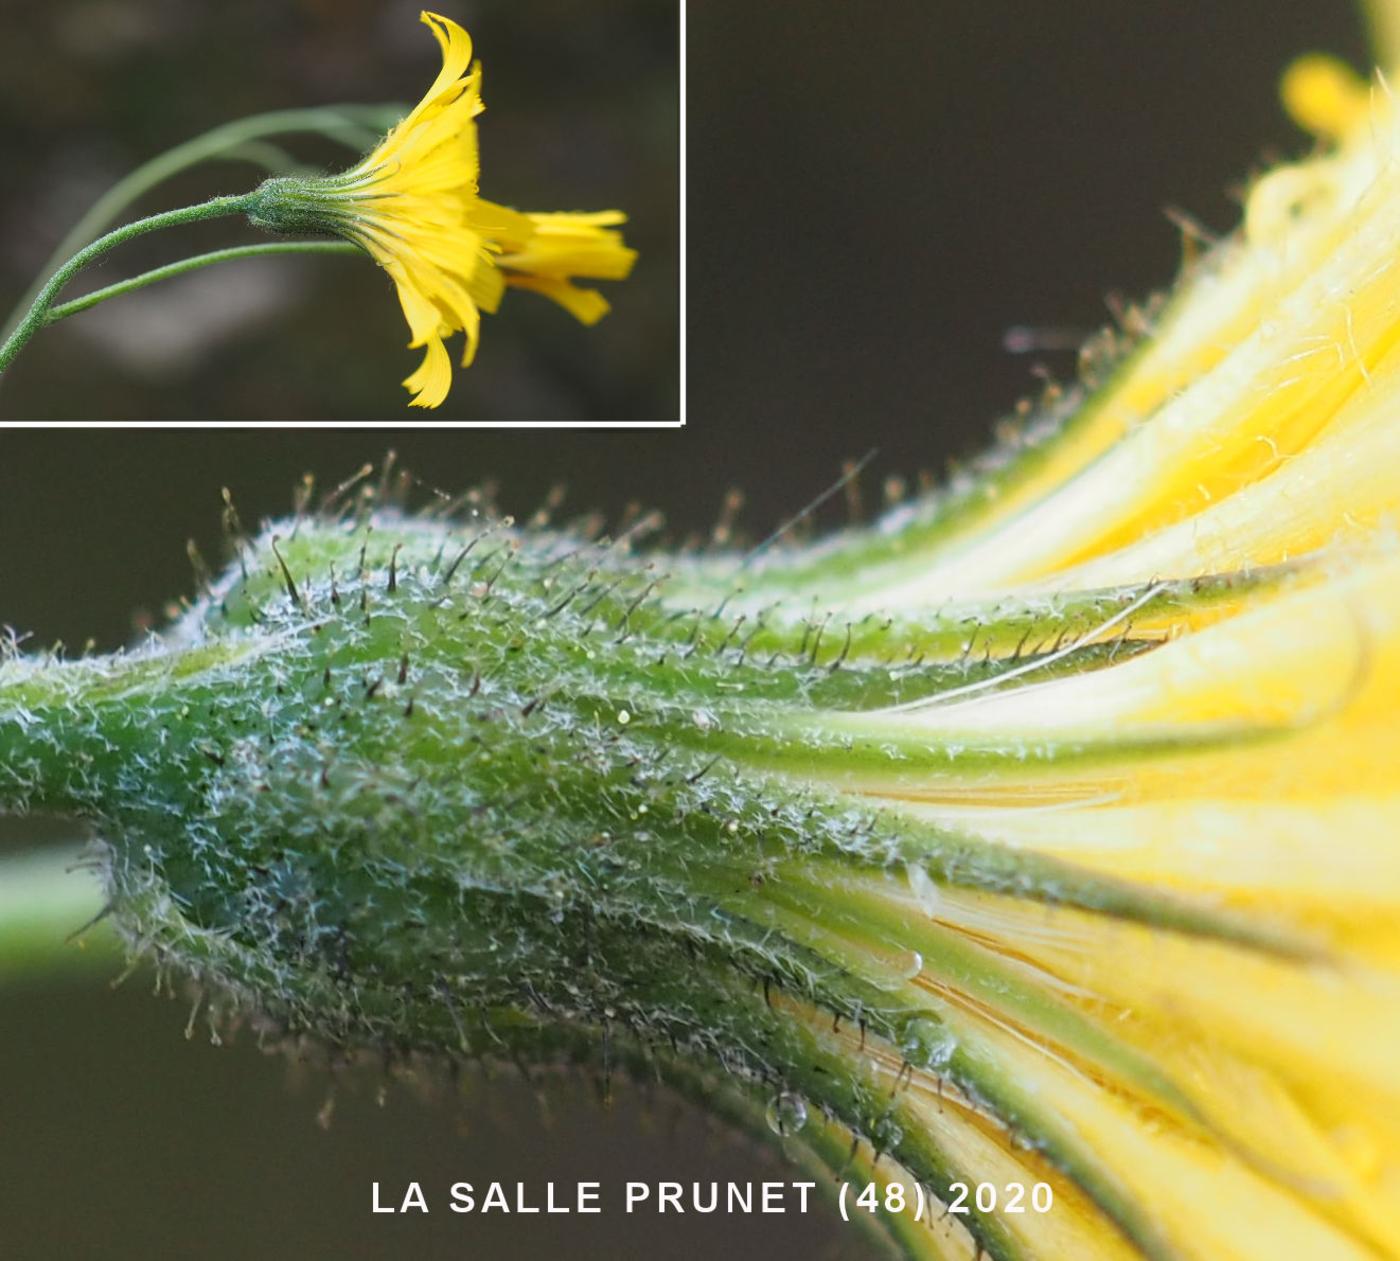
245 175 370 240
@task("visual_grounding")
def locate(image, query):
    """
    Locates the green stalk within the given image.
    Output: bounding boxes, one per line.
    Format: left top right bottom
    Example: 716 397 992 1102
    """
0 196 254 376
41 241 363 326
0 105 401 340
0 846 116 982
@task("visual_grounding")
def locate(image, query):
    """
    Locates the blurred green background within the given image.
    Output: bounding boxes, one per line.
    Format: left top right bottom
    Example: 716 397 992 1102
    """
0 0 679 421
0 0 1368 1257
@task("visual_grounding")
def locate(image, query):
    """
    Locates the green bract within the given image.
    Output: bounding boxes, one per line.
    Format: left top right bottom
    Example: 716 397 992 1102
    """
0 492 1319 1261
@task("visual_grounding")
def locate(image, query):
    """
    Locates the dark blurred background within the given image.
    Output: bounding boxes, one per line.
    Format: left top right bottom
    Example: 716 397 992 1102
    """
0 0 1368 1257
0 0 679 421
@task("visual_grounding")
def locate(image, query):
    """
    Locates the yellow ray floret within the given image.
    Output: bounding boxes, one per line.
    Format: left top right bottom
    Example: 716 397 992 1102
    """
697 40 1400 1247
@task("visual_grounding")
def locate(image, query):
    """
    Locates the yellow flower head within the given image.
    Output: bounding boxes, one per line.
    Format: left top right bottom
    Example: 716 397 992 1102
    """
248 11 637 407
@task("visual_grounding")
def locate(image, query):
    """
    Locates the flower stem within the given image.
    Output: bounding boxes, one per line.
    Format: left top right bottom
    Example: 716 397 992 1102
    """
0 104 401 339
0 846 117 983
0 195 254 379
41 241 363 326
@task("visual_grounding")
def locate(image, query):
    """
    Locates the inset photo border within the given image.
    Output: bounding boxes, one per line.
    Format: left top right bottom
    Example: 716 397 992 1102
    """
0 1 683 425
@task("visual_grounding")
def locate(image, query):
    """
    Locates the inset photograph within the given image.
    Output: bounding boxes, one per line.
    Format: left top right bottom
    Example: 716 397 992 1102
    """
0 2 679 422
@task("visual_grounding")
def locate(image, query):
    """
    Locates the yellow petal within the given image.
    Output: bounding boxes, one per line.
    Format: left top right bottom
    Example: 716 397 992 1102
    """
327 17 633 400
402 335 452 408
504 274 612 325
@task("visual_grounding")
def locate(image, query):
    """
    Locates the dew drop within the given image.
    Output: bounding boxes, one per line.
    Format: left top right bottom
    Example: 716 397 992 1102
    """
765 1091 808 1136
899 1016 957 1070
616 709 631 725
868 947 925 992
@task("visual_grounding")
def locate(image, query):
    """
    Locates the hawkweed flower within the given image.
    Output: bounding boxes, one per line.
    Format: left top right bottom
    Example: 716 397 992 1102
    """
246 12 637 406
7 7 1400 1261
0 11 638 408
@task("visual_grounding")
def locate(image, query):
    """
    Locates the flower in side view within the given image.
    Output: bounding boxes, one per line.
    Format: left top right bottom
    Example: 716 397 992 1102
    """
246 11 637 407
